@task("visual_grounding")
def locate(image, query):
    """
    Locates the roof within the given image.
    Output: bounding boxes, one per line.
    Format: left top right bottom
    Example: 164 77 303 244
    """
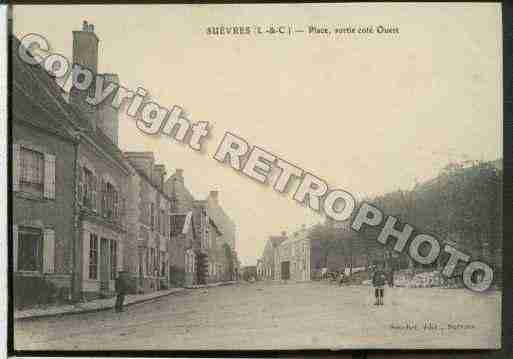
125 159 176 204
13 35 130 174
12 36 78 141
269 235 287 248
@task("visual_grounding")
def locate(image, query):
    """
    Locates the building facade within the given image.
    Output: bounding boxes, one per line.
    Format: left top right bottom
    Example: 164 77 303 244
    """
259 233 287 280
274 231 311 281
124 152 175 293
13 35 78 304
13 22 132 303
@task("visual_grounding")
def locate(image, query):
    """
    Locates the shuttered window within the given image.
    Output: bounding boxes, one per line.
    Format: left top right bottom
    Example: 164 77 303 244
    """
18 146 44 197
17 227 43 272
13 145 55 199
102 181 118 221
83 167 95 210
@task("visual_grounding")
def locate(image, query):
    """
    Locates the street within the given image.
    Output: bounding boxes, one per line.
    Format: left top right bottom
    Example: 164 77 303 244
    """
14 281 501 350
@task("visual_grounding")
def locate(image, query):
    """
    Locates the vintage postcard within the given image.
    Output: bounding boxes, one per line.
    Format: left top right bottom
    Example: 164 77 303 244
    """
11 3 502 351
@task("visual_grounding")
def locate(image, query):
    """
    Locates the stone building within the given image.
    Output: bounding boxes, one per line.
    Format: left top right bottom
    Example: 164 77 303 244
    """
12 35 79 303
274 230 311 281
12 21 240 307
71 22 131 299
164 169 204 286
12 21 131 303
202 191 238 282
124 151 174 293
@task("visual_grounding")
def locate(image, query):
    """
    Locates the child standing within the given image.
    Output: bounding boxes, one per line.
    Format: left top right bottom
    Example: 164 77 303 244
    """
372 265 387 306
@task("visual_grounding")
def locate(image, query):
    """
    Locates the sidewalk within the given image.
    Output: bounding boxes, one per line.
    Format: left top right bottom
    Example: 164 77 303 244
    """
14 281 239 320
14 287 185 320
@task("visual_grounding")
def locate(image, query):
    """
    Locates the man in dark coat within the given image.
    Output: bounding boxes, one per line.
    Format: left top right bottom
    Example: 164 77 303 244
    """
372 264 387 306
115 271 128 312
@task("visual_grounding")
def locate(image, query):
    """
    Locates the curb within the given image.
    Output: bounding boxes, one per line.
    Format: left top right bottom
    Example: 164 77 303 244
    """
14 288 186 321
184 281 239 289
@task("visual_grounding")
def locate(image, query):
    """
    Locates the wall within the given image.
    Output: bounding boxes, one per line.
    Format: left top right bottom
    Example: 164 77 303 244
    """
13 120 76 292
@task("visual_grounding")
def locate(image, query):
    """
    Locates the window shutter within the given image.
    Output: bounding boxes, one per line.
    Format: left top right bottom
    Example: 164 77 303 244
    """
92 176 98 212
13 144 20 192
182 211 192 234
117 241 123 271
83 231 90 280
43 229 55 273
77 166 84 204
114 190 119 220
100 179 105 217
43 153 56 199
13 225 18 272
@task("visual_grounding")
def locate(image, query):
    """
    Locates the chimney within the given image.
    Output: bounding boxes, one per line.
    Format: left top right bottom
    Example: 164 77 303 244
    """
153 164 167 190
71 20 99 129
97 73 120 145
209 190 219 203
124 152 155 179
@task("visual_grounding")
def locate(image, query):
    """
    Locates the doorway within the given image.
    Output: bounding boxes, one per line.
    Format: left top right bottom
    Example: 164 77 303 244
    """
281 261 290 280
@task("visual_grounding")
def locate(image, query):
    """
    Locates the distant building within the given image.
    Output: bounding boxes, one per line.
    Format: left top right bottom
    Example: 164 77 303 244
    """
259 232 287 280
164 169 203 286
274 230 311 281
124 152 175 293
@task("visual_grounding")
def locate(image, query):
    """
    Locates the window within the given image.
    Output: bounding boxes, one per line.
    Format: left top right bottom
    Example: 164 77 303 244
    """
110 240 117 280
102 182 118 220
89 234 98 280
19 147 44 196
170 214 187 237
83 167 96 210
18 227 42 271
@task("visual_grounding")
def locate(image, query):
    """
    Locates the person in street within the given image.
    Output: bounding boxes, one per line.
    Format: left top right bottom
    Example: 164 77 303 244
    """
115 271 128 313
372 264 387 306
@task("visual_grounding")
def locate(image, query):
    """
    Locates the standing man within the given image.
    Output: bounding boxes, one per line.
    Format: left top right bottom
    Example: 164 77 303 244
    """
372 263 387 306
115 271 128 312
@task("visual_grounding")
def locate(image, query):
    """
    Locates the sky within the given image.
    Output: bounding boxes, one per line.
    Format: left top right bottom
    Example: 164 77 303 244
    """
13 4 502 266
